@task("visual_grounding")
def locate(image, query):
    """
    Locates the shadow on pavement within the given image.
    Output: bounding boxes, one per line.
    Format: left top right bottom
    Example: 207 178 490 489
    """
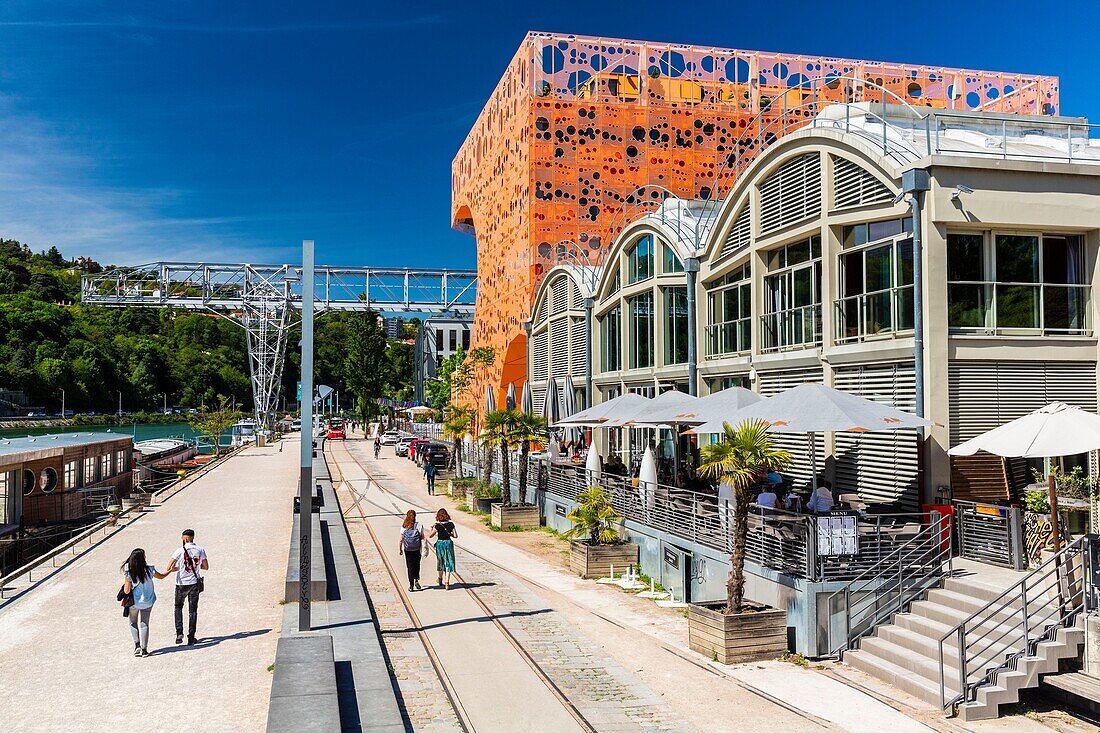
149 628 271 655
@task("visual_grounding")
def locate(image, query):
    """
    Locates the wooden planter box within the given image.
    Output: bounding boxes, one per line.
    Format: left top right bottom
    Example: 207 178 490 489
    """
465 488 477 508
688 602 788 664
569 541 638 579
491 503 540 530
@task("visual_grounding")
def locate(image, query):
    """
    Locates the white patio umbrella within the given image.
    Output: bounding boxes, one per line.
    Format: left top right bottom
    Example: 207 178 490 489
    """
639 445 658 510
505 382 517 410
484 384 497 414
561 376 579 443
948 402 1100 458
585 443 601 484
520 381 533 414
403 405 434 416
602 389 698 428
947 401 1100 550
555 392 649 427
690 383 933 493
680 386 762 425
542 378 560 424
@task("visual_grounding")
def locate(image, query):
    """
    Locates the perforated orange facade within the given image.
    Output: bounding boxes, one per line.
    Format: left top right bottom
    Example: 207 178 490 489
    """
452 31 1059 408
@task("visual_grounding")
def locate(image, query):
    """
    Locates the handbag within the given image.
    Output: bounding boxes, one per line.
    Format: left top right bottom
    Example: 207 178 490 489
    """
117 583 134 617
182 543 205 593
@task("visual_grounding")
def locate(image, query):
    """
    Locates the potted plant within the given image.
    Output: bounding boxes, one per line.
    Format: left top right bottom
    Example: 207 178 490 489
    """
491 410 546 530
564 485 637 578
689 420 791 664
473 482 502 514
443 407 473 479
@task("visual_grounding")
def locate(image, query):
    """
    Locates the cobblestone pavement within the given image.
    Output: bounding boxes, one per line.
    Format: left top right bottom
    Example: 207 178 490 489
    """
334 478 463 732
457 553 693 733
336 439 695 733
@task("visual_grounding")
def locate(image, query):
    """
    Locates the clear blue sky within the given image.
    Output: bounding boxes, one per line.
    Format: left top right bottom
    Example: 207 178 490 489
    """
0 0 1095 268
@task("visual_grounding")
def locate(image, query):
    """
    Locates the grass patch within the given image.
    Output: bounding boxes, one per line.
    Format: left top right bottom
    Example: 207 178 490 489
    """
779 650 809 667
635 571 665 593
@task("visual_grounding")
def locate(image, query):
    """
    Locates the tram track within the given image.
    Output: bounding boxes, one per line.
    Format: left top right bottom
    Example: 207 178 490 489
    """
327 441 600 733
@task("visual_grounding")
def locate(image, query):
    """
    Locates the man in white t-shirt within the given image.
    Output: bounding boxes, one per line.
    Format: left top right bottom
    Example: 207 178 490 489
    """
164 528 209 645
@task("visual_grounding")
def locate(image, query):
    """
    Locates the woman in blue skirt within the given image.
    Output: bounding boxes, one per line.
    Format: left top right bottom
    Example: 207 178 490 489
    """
429 508 458 589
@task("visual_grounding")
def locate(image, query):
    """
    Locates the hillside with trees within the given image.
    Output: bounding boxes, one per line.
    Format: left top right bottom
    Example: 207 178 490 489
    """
0 239 414 416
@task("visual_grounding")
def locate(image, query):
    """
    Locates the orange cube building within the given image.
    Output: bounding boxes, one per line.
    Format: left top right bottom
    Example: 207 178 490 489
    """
451 32 1058 407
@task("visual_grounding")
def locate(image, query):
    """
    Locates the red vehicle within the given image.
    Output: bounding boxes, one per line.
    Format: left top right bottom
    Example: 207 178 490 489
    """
326 419 346 440
407 438 428 460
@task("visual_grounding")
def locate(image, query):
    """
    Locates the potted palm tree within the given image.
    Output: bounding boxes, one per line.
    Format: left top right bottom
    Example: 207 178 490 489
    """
481 408 514 500
491 410 546 530
442 407 473 489
690 420 791 664
564 485 637 578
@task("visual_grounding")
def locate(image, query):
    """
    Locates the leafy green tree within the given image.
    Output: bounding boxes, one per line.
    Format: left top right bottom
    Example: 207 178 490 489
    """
563 486 622 545
188 395 242 455
442 407 473 476
342 312 388 429
699 420 791 614
480 408 517 503
510 411 547 505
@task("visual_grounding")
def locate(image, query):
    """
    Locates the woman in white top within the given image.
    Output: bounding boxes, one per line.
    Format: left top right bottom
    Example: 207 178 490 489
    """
121 548 170 656
807 485 835 513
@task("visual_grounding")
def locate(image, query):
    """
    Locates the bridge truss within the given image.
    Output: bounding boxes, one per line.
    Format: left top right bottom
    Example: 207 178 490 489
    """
81 262 477 431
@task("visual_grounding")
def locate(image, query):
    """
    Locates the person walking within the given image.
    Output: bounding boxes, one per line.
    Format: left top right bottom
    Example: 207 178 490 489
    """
428 508 458 590
399 510 426 591
423 459 437 495
163 528 209 645
121 548 169 656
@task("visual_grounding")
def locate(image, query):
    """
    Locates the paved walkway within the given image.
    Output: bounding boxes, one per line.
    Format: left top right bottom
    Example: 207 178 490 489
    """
0 439 297 733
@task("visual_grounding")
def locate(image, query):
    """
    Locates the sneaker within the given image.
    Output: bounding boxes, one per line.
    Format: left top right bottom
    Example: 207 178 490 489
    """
141 648 149 657
409 584 414 592
134 646 142 657
187 636 197 646
176 634 184 645
414 581 422 591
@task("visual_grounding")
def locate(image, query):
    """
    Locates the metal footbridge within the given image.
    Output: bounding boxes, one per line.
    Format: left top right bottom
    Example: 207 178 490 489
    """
81 262 477 431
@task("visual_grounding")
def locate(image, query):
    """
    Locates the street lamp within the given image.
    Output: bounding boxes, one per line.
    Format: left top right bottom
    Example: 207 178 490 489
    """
60 389 65 419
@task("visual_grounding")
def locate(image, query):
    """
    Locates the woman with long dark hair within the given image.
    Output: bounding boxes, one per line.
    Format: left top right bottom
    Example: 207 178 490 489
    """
428 508 457 590
121 548 169 656
398 510 426 591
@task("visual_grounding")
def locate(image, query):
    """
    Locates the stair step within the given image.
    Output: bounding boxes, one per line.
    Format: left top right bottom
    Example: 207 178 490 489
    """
844 647 950 706
942 575 1022 603
859 636 943 682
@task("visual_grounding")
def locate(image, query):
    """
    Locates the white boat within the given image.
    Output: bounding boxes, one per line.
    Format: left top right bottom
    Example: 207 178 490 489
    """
230 419 258 447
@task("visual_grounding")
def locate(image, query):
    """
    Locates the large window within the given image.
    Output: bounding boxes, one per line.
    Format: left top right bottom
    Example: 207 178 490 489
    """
83 456 96 484
663 244 684 273
706 264 751 356
99 453 111 479
836 218 914 342
664 287 689 364
762 237 822 351
627 235 654 284
628 292 654 368
65 461 78 490
601 306 621 371
116 450 127 475
947 232 1089 334
0 471 9 524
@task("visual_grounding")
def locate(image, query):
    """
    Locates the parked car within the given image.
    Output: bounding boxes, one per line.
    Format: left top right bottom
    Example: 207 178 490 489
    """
395 436 416 457
290 419 302 431
422 442 450 469
407 438 429 462
379 430 400 446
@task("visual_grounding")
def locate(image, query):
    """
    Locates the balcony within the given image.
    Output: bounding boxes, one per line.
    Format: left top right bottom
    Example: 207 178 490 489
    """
834 285 914 344
704 317 751 358
760 304 822 352
948 281 1091 336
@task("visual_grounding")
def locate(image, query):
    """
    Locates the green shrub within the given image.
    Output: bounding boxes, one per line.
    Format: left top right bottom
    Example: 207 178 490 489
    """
563 485 622 545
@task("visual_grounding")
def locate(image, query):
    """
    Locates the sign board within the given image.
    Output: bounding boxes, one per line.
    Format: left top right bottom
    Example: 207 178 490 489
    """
816 511 859 557
296 381 302 402
663 546 680 569
554 504 566 518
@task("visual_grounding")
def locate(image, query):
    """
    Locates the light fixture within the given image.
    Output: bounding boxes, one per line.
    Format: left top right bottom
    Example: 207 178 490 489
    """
951 185 975 202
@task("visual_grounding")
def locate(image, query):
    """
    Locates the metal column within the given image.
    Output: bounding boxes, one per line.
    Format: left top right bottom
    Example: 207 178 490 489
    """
299 240 315 632
684 258 700 396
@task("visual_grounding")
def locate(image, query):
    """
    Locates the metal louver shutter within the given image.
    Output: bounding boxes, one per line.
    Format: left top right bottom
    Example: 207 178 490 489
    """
569 281 581 308
551 276 568 314
759 153 821 235
949 360 1098 445
531 332 549 382
531 386 546 417
832 156 892 210
549 319 569 378
756 367 824 488
722 205 751 257
569 317 587 376
833 362 919 511
536 296 548 324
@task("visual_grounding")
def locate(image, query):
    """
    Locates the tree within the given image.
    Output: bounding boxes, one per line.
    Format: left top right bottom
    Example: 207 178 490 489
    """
449 347 495 478
342 312 388 429
481 409 517 503
563 485 622 545
427 346 464 410
188 395 242 456
510 411 547 505
442 406 473 476
698 421 791 614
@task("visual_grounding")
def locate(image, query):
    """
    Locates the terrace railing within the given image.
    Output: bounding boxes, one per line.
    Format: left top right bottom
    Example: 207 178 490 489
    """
955 500 1026 571
543 462 933 582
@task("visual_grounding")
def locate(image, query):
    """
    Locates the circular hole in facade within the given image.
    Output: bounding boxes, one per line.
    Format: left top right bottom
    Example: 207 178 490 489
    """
22 469 35 495
40 467 58 493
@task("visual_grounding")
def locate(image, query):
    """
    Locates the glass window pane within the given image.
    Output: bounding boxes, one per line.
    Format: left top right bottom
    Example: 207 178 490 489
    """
896 239 914 287
1042 235 1084 285
1044 285 1088 333
664 287 688 364
787 239 810 266
868 218 902 242
630 293 653 368
997 284 1040 328
663 244 684 273
842 251 864 297
947 233 984 282
996 234 1039 283
865 244 894 292
792 267 813 307
948 283 988 328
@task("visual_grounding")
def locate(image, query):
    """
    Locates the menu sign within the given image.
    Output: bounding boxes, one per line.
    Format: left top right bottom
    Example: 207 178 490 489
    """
816 510 860 557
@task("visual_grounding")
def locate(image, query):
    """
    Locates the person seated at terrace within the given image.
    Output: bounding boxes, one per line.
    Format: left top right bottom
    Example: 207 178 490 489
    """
755 485 779 510
806 481 835 514
605 453 627 476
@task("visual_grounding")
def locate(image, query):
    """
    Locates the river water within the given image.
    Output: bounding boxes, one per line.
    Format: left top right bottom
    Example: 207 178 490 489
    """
0 422 228 452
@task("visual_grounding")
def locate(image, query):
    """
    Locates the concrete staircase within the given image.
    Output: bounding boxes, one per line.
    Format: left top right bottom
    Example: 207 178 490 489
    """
844 574 1085 721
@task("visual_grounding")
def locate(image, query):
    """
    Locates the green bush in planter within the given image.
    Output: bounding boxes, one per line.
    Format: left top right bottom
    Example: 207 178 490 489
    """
473 481 501 500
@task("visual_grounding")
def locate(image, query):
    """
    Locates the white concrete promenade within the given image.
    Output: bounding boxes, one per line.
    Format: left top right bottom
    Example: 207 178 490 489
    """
0 439 297 733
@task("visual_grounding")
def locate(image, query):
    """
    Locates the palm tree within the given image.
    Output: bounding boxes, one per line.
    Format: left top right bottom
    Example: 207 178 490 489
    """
510 411 547 505
481 409 517 504
699 420 790 614
442 407 473 477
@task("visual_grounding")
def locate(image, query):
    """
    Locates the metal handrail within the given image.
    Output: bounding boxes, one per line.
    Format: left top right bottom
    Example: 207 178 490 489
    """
703 317 751 357
760 303 822 352
947 280 1091 336
826 512 952 655
833 285 915 343
937 534 1094 711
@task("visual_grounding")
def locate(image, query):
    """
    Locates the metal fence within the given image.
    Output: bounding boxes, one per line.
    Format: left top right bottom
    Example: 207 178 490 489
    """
955 500 1025 570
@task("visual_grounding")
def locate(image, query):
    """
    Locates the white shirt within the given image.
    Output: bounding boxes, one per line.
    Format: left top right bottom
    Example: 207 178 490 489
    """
171 543 207 586
807 488 834 513
756 491 778 509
